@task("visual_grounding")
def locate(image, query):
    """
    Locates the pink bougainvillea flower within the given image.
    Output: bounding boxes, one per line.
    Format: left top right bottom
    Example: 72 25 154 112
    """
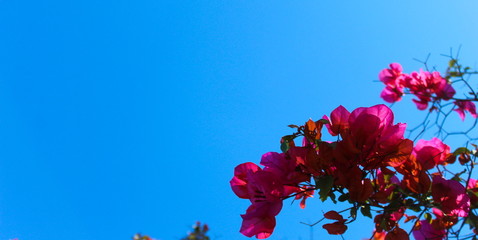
436 81 456 100
333 104 411 170
406 71 434 110
231 151 315 238
230 162 262 199
454 100 477 121
411 98 430 110
260 152 294 181
378 63 408 103
348 104 394 133
412 219 446 240
260 151 311 185
379 63 406 86
240 201 283 239
431 175 470 217
231 163 286 239
405 70 455 110
380 86 404 103
323 105 350 136
413 138 450 170
378 64 456 109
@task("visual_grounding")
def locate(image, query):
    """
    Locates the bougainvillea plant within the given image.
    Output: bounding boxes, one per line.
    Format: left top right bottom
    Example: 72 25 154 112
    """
230 55 478 240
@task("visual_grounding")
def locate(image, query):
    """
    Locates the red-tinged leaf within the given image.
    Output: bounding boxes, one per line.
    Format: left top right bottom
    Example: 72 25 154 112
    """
324 210 343 220
306 119 316 131
404 215 417 223
453 147 470 156
322 222 348 235
384 227 409 240
299 198 306 209
371 231 387 240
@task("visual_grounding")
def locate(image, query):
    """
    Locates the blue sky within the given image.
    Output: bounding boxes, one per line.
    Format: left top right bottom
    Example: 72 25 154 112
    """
0 1 477 240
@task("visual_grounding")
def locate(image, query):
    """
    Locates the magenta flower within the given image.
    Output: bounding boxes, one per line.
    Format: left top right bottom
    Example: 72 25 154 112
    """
231 164 285 238
379 63 406 86
380 85 404 103
378 63 407 103
230 162 261 199
231 152 312 238
240 201 283 239
453 100 477 121
412 219 446 240
260 152 293 179
335 104 411 169
436 81 456 100
260 152 309 185
431 175 470 217
413 138 450 170
406 70 455 110
323 105 350 136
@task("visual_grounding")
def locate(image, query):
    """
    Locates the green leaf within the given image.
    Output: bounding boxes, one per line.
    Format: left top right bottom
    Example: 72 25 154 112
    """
449 59 457 68
329 192 337 204
338 193 350 202
315 175 334 202
383 174 392 183
449 71 464 77
282 135 296 141
466 211 478 229
454 147 470 156
280 141 290 153
288 124 299 128
360 205 372 219
424 213 432 221
317 119 330 124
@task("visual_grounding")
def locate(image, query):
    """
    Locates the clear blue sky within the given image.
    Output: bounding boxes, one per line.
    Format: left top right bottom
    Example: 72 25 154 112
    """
0 1 477 240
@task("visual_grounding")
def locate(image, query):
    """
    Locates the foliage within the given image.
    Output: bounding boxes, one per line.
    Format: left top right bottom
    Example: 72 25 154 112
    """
180 222 210 240
133 221 210 240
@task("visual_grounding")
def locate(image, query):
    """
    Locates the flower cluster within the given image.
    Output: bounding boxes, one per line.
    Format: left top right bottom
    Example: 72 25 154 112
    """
230 152 312 238
379 63 477 121
231 104 478 239
379 63 455 108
